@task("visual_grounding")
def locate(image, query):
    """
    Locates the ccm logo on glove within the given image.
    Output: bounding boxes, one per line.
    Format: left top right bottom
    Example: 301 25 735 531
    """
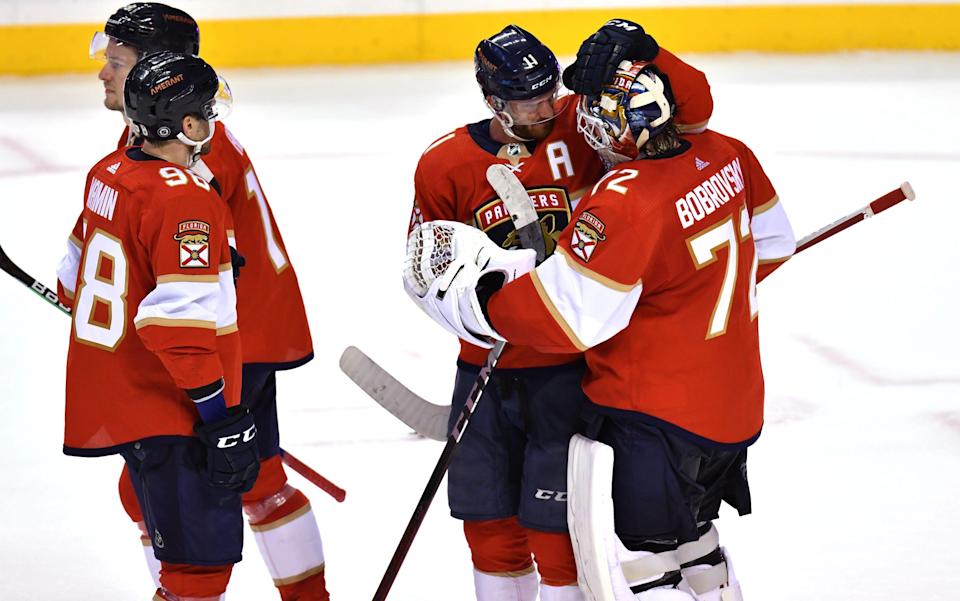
217 424 257 448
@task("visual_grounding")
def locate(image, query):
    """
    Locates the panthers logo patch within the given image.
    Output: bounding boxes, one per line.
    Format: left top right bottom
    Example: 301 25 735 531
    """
174 220 211 268
474 186 572 257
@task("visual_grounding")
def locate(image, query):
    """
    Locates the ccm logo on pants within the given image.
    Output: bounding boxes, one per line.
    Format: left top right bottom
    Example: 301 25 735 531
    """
535 489 568 501
217 425 257 448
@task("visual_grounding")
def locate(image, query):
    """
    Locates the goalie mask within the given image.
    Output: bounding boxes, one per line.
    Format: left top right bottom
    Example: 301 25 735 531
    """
576 61 675 165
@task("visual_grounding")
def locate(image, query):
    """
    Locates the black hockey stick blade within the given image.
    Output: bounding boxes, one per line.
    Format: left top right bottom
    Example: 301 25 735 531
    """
0 243 71 314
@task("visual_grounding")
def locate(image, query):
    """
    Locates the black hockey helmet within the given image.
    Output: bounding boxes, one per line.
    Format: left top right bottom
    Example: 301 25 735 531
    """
123 51 221 142
475 25 560 102
91 3 199 61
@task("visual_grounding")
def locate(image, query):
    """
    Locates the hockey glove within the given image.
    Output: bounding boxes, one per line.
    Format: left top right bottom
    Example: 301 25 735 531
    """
562 19 659 96
194 406 260 493
229 246 246 282
404 221 535 348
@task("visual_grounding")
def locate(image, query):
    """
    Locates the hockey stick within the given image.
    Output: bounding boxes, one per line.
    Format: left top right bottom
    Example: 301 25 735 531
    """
0 243 71 315
796 181 914 252
339 346 447 441
0 242 346 503
344 181 917 441
371 164 545 600
279 448 346 502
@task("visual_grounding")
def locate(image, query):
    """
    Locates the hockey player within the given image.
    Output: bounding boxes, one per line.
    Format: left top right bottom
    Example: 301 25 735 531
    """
57 51 255 601
405 60 796 600
89 4 327 599
407 21 713 601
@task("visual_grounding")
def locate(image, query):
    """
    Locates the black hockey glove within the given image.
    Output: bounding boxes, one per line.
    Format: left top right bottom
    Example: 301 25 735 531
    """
562 19 660 96
194 406 260 492
229 246 246 282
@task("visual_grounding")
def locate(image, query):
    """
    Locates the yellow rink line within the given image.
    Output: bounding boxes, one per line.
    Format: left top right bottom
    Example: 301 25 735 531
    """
3 4 959 75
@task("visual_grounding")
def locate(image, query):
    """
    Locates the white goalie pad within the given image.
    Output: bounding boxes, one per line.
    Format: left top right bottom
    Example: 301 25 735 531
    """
569 434 692 601
567 434 637 601
403 220 535 347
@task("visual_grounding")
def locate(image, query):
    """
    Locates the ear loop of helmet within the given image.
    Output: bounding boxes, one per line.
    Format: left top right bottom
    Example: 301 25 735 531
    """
177 120 216 167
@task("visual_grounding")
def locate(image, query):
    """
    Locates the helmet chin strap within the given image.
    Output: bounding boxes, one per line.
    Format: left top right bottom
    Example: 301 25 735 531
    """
485 98 536 143
177 120 216 168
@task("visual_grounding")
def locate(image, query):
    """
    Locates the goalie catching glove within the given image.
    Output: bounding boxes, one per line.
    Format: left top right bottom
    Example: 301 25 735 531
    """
403 220 535 348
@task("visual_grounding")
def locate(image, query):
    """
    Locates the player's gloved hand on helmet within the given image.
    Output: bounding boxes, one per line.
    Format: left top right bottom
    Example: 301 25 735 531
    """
194 403 260 493
562 19 659 96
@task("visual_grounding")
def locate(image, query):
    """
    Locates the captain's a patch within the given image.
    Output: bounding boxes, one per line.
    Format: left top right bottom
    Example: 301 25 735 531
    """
570 211 606 263
174 220 211 268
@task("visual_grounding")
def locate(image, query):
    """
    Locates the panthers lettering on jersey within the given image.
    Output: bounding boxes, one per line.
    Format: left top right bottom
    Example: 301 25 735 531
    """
59 147 241 455
411 48 714 369
117 124 313 367
488 131 795 443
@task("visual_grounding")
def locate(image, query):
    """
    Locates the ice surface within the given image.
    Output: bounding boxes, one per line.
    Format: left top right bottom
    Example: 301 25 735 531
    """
0 51 957 600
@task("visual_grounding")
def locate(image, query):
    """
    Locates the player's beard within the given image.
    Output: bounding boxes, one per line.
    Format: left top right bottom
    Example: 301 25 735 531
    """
103 91 123 112
200 141 212 156
512 118 555 141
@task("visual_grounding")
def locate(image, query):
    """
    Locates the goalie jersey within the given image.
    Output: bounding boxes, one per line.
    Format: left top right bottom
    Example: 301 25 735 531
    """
118 124 313 367
488 131 796 443
411 48 713 369
57 147 241 455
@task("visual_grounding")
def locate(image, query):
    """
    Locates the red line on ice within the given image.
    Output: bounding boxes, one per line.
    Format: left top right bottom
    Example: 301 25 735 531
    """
796 335 960 387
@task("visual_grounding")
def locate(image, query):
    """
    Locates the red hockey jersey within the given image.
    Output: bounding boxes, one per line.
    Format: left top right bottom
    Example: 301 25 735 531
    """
118 124 313 366
411 48 713 368
58 147 241 454
488 131 796 443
